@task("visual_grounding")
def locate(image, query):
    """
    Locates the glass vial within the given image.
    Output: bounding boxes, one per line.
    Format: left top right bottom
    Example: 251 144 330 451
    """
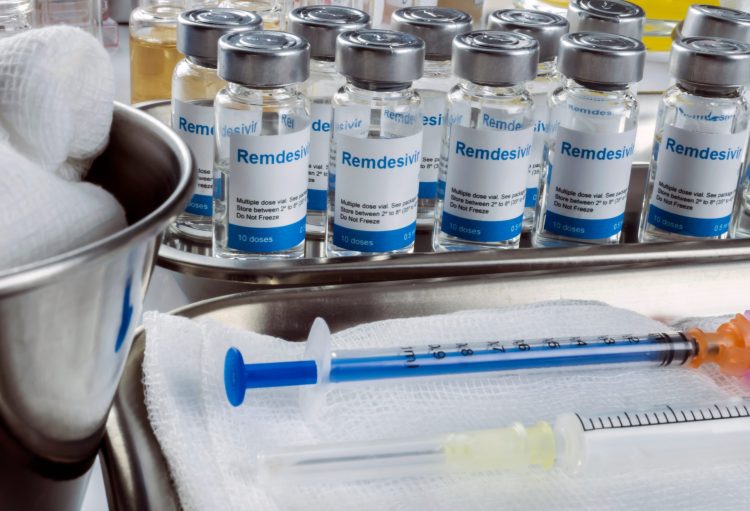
487 9 568 231
172 8 262 239
433 31 538 252
566 0 644 41
370 0 484 29
680 5 750 43
391 6 471 223
213 31 311 259
0 0 33 36
640 37 750 242
532 32 645 247
326 29 425 257
130 0 186 104
218 0 283 29
287 5 370 235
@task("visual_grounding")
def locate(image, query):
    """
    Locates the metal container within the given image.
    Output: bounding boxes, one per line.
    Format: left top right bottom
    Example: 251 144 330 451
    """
102 250 750 509
0 102 193 510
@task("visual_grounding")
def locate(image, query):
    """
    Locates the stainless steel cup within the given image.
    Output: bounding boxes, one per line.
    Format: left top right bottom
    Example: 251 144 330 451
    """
0 102 193 510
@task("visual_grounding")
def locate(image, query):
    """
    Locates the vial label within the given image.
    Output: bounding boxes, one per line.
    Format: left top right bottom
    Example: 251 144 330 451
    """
647 125 747 237
227 127 310 253
173 100 215 216
309 103 333 212
528 98 549 209
333 132 422 252
419 93 447 200
544 127 636 239
436 102 473 201
441 125 533 242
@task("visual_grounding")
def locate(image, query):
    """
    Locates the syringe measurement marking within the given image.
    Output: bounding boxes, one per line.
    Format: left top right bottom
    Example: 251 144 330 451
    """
394 334 690 368
575 404 750 431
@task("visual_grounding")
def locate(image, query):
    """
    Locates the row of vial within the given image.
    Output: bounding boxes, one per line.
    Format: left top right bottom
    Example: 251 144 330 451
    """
169 3 750 258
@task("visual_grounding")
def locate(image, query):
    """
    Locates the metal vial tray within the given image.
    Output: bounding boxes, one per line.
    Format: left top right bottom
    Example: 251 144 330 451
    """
132 96 750 291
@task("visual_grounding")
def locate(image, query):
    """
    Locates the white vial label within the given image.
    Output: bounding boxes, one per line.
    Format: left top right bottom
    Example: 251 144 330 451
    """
647 125 747 237
419 94 447 199
173 100 215 216
309 103 333 212
528 97 549 209
544 127 636 239
333 132 422 252
437 102 472 201
441 125 533 242
227 128 310 252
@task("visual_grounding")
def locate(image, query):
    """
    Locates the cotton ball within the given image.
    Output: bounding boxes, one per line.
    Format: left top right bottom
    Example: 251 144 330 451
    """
0 26 114 179
0 143 127 270
0 29 75 172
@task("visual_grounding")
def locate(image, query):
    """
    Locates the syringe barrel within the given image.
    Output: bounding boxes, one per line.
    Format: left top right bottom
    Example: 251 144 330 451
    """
555 399 750 474
328 333 696 384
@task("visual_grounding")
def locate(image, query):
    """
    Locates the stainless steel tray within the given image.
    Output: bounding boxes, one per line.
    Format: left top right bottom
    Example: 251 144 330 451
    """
101 257 750 510
140 96 750 289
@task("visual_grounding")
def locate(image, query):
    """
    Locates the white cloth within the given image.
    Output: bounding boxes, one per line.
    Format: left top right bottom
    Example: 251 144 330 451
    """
0 26 114 178
0 144 126 270
143 301 750 511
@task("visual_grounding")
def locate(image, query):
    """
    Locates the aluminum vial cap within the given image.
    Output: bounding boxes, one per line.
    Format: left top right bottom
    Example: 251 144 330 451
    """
486 9 569 63
336 29 425 89
567 0 645 40
452 31 539 87
218 31 310 87
558 32 645 87
680 5 750 43
178 8 263 64
671 36 750 88
287 5 370 60
391 6 472 60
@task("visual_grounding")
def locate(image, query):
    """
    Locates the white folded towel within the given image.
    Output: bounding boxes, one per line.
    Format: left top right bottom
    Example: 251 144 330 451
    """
0 26 114 179
0 143 126 270
143 301 750 511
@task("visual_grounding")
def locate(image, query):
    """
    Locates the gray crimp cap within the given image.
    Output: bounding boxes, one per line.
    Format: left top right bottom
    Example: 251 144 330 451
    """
452 31 539 87
391 6 472 60
178 8 263 63
287 5 370 60
567 0 645 40
671 36 750 88
218 31 310 87
557 32 645 86
680 5 750 43
487 9 569 62
336 29 425 87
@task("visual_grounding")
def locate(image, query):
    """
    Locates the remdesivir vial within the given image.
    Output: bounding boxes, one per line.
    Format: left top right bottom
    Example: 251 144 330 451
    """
486 9 568 231
532 32 645 247
326 29 425 257
172 8 262 238
433 31 538 252
391 6 472 222
287 5 371 235
640 37 750 242
213 31 311 259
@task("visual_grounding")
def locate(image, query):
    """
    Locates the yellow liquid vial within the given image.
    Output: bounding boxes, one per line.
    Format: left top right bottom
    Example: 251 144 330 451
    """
129 4 185 104
513 0 722 51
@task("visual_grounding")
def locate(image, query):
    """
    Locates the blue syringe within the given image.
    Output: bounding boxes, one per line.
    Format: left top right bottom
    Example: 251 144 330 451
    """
224 314 750 407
